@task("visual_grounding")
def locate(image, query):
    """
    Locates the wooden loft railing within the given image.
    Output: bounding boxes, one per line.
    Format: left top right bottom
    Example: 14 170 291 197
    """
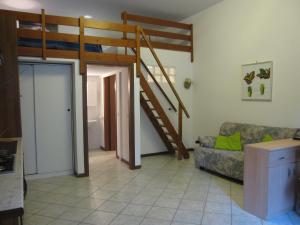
0 9 138 74
122 11 193 62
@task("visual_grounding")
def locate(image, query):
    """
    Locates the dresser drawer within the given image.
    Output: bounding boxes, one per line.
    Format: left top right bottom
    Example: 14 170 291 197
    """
268 149 296 167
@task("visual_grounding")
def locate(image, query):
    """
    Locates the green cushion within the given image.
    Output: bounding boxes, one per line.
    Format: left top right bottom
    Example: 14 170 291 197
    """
214 132 242 151
262 134 273 142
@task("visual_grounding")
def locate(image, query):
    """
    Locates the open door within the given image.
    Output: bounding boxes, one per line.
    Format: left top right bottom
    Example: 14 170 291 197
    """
103 75 117 151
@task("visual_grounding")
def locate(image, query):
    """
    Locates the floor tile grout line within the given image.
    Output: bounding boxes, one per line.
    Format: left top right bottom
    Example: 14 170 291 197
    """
199 173 211 225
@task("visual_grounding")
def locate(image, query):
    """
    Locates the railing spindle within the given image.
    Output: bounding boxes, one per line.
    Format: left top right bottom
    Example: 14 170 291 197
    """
41 9 46 59
178 104 183 160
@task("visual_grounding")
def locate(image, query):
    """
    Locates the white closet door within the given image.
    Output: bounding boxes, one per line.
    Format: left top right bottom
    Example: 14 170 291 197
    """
19 64 37 175
34 64 73 175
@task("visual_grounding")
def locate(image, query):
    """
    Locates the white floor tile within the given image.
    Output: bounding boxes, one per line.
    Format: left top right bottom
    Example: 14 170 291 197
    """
173 209 203 224
146 206 176 221
140 218 172 225
109 214 143 225
83 211 116 225
202 212 231 225
121 203 152 217
59 208 93 222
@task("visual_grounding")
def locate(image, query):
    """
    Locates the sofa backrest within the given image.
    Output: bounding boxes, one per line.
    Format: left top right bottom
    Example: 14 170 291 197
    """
219 122 297 146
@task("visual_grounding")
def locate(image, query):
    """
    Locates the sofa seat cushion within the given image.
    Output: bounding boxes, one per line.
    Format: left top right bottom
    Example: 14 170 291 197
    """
194 147 244 181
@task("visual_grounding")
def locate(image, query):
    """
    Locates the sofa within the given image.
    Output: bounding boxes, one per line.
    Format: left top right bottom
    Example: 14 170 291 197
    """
194 122 297 181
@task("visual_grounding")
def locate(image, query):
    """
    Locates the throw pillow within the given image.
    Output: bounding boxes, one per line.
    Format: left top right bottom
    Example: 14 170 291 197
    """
214 132 242 151
262 134 273 142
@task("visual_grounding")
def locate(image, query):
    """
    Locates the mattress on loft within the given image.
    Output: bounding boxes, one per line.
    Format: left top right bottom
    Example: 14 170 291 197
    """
18 38 103 53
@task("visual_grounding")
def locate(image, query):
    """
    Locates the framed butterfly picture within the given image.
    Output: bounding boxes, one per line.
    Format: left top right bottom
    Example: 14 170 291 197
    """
241 61 273 101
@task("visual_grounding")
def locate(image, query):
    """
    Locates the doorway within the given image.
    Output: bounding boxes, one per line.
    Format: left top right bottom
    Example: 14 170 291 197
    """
85 64 135 174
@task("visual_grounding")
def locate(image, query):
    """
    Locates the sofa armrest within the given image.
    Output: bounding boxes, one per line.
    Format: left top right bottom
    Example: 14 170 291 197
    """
197 136 216 148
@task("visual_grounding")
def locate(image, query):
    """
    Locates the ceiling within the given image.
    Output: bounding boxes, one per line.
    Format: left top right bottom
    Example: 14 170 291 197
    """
0 0 223 21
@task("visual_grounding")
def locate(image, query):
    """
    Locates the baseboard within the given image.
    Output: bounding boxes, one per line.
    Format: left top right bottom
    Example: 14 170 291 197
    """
25 170 73 180
121 158 130 165
199 166 243 184
132 165 141 169
141 151 170 157
75 173 88 177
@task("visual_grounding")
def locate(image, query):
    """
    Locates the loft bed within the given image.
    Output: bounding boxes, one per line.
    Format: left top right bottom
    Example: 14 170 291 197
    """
0 9 193 74
18 38 103 53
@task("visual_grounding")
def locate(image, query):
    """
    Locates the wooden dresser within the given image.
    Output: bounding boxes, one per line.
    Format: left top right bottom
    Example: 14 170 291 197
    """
244 139 300 219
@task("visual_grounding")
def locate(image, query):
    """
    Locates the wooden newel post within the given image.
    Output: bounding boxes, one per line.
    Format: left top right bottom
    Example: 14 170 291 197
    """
79 16 85 75
136 26 141 77
178 103 183 160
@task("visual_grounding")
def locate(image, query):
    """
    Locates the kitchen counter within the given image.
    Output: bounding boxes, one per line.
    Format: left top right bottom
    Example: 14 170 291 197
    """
0 138 24 218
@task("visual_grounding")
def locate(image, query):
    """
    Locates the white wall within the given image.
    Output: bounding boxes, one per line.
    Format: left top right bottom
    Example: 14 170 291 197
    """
184 0 300 141
139 48 194 154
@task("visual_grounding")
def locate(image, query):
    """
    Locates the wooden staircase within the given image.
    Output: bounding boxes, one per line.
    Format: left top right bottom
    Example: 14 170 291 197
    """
140 75 189 159
131 28 191 160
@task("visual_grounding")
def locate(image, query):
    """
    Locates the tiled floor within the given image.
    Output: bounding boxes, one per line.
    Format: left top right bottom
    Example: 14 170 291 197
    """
24 151 300 225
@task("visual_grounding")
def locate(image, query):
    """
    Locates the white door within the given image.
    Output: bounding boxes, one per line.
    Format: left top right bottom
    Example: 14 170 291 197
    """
34 64 73 175
19 64 37 175
19 63 73 175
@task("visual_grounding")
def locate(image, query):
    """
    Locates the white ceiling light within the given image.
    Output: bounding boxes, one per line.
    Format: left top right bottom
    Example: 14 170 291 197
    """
1 0 39 10
84 15 93 19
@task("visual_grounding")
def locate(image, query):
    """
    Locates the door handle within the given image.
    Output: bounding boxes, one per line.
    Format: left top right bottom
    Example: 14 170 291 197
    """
67 109 71 112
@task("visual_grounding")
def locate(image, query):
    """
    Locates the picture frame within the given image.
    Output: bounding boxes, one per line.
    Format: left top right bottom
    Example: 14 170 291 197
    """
241 61 273 101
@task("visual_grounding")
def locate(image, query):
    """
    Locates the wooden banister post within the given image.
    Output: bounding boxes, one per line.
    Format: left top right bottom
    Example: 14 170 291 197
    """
190 24 193 62
79 16 85 75
178 103 183 160
41 9 46 60
136 26 141 77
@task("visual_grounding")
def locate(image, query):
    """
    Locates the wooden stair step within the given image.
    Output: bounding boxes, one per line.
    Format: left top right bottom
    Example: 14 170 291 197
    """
169 139 176 143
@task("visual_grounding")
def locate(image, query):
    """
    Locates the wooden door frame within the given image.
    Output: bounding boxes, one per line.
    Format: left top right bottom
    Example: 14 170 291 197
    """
103 74 117 151
103 75 111 150
82 62 136 176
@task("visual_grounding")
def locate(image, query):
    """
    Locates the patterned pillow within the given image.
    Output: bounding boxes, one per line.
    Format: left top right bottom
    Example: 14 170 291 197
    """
198 136 216 148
